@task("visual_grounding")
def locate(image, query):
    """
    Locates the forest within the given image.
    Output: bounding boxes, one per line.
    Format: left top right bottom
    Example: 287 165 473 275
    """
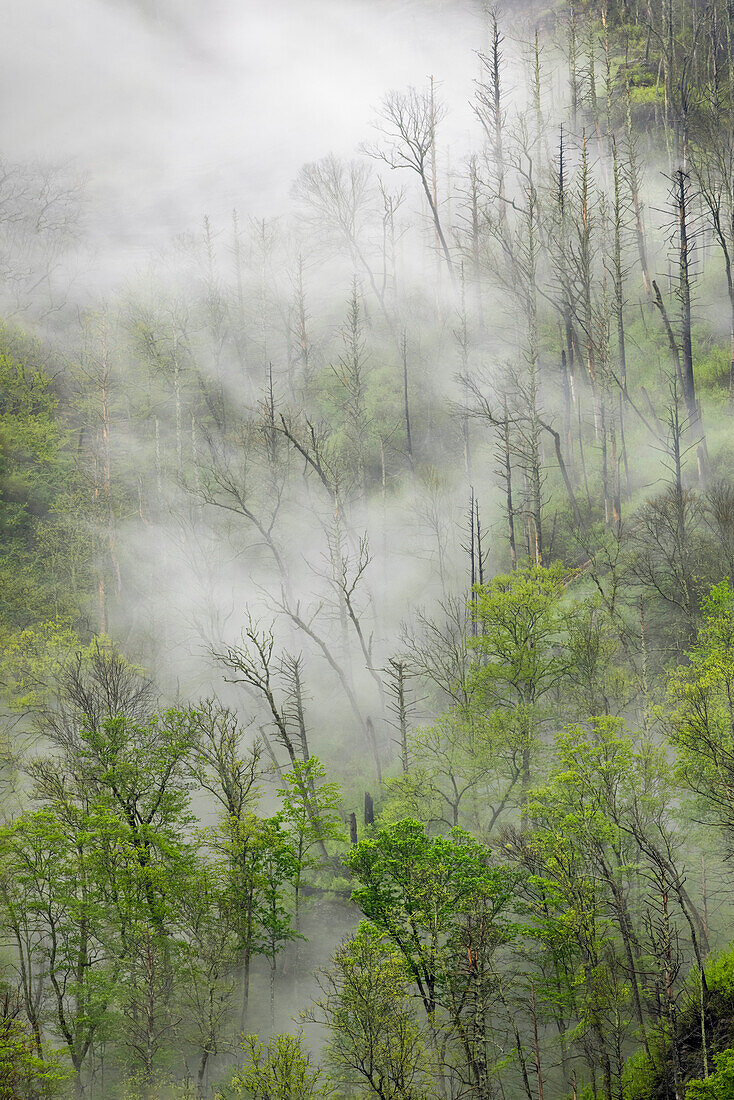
6 0 734 1097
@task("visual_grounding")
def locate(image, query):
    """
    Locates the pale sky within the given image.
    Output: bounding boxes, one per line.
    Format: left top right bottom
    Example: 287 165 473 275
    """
1 0 484 261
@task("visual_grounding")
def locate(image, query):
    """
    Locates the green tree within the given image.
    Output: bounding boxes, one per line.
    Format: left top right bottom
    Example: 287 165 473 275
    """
514 718 707 1100
686 1049 734 1099
220 1032 331 1100
251 816 303 1024
0 987 70 1100
27 647 201 1097
186 700 263 1031
381 708 521 834
277 756 344 919
309 925 428 1100
518 722 644 1099
668 579 734 849
0 332 87 640
175 860 239 1100
469 563 571 812
0 808 117 1093
347 819 518 1097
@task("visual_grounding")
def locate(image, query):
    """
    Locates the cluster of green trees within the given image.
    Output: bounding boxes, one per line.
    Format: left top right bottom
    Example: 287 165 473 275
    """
8 0 734 1096
0 644 347 1099
7 572 734 1099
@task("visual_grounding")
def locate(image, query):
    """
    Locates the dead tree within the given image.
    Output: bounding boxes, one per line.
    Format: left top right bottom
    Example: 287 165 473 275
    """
474 11 507 230
213 619 330 857
691 120 734 409
401 330 415 470
293 154 389 320
365 85 455 280
383 658 416 773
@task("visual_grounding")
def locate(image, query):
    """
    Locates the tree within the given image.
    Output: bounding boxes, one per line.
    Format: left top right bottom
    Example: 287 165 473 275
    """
628 485 710 649
38 704 196 932
26 646 200 1097
277 757 344 918
221 1032 331 1100
208 810 300 1034
473 12 507 228
186 700 264 1037
251 816 303 1025
0 808 117 1094
0 986 70 1100
366 87 454 278
308 925 428 1100
346 816 519 1097
686 1049 734 1099
175 861 239 1100
667 579 734 850
671 169 707 476
691 118 734 408
469 563 571 811
512 717 708 1099
293 156 388 320
330 284 372 499
188 699 262 824
381 707 522 834
214 621 351 837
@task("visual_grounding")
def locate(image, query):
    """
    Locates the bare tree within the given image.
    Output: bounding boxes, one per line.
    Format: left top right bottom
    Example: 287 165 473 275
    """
691 118 734 408
473 11 507 229
213 618 300 769
293 154 388 317
0 158 81 320
365 86 455 279
195 415 289 584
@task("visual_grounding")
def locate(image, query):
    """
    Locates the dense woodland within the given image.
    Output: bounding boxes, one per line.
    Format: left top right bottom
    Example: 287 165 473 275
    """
8 0 734 1097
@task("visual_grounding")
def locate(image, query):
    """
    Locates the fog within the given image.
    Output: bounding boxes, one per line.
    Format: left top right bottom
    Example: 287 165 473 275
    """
6 1 729 1095
1 0 484 275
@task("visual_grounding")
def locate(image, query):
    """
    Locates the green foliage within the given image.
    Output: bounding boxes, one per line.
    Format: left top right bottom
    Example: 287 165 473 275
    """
623 943 734 1099
8 1 734 1097
0 330 90 644
347 819 518 1017
381 707 522 833
564 597 631 717
695 345 731 398
686 1049 734 1099
704 948 734 996
668 580 734 843
0 340 66 535
277 756 345 862
628 83 662 106
220 1033 331 1100
213 810 302 963
249 816 304 962
0 807 120 1071
469 563 571 707
0 620 80 712
622 1046 661 1100
0 1003 69 1099
467 563 576 811
310 925 429 1100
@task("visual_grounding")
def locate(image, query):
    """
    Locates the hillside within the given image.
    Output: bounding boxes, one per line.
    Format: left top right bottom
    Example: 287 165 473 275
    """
3 1 734 1098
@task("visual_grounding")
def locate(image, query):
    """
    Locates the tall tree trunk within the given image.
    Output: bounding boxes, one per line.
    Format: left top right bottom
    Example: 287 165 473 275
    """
675 169 708 477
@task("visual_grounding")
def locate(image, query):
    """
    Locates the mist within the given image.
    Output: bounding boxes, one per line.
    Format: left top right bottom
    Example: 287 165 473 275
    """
5 0 734 1098
1 0 484 283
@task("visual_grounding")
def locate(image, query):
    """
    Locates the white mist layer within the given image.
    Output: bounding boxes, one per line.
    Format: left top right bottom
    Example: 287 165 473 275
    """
1 0 484 280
